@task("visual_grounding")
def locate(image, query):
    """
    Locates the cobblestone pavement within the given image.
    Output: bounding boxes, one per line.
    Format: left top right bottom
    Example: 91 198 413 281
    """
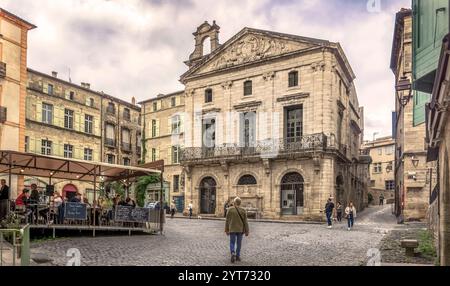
30 205 397 266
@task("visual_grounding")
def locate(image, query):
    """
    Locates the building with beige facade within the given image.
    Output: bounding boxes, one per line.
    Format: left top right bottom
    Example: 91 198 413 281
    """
143 21 370 220
141 91 185 208
0 8 35 197
362 136 395 204
390 9 434 221
25 69 141 201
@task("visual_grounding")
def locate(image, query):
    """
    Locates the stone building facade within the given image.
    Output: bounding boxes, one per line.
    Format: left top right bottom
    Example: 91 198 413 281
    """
142 22 369 220
390 9 434 221
0 8 35 197
361 136 395 204
25 69 141 201
140 91 185 209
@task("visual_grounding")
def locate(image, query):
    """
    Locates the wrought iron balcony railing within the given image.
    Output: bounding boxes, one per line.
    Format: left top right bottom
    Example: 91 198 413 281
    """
180 133 328 162
105 138 116 147
0 62 6 78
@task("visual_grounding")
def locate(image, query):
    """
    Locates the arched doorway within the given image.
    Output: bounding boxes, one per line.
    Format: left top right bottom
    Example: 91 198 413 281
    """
199 177 216 214
280 172 304 215
62 184 78 201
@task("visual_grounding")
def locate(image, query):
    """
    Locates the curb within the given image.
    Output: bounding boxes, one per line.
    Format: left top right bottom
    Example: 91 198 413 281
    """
166 215 324 225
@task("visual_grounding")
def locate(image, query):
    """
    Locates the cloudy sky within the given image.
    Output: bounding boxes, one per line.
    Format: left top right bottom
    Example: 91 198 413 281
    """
2 0 410 139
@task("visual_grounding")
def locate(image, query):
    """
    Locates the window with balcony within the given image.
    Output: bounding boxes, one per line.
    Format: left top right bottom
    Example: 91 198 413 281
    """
107 102 115 114
41 140 52 155
84 148 93 161
202 118 216 148
85 114 93 134
64 144 73 158
204 89 213 103
105 123 116 146
240 112 256 147
123 108 130 121
42 103 53 124
285 105 303 142
173 175 180 192
288 71 299 87
243 80 252 96
121 128 131 151
64 109 74 129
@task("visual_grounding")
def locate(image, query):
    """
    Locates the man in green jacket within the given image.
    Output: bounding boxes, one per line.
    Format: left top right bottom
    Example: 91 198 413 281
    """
225 197 249 263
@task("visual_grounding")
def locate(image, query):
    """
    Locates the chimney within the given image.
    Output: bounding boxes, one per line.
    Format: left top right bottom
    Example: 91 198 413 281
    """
131 97 136 105
51 71 58 78
85 83 90 89
80 82 85 88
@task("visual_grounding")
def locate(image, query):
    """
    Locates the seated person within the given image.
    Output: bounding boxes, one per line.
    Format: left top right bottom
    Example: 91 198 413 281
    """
29 183 40 204
15 189 31 206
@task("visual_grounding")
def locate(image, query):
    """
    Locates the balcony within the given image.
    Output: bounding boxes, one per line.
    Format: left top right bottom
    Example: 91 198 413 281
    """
180 133 328 163
121 142 132 152
0 62 5 78
105 138 116 147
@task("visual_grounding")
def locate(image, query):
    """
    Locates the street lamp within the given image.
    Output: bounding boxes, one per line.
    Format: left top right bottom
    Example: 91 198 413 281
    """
395 76 413 107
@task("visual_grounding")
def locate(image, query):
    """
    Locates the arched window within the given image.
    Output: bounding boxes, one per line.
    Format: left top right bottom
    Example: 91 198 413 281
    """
237 174 257 185
243 80 252 96
288 71 299 87
205 88 213 103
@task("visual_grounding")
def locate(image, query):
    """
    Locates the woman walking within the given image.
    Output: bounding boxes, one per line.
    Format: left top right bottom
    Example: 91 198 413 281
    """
345 201 357 231
336 202 343 223
225 197 249 263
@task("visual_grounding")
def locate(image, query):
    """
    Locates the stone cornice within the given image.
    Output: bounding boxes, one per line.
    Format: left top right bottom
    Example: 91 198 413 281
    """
233 101 262 111
276 92 310 103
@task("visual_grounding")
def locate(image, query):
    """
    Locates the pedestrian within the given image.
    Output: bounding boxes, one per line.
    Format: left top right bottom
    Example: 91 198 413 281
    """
324 198 335 228
336 201 343 223
170 200 177 218
225 197 249 263
345 201 357 231
188 201 193 219
224 199 229 218
0 179 10 220
379 193 384 206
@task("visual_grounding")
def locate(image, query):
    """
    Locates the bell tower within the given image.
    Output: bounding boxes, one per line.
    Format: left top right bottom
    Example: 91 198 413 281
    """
185 20 220 67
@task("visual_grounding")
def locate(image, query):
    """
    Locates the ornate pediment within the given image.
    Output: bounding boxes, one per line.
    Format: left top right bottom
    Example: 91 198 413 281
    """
194 33 317 75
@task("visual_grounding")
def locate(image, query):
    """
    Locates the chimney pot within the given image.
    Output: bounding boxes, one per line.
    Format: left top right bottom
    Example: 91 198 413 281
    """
85 83 90 89
52 71 58 78
131 97 136 105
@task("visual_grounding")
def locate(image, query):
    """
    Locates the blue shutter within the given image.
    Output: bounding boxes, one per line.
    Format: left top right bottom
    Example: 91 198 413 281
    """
413 91 431 126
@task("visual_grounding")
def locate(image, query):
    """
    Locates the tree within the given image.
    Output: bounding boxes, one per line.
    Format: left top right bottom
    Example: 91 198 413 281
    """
134 175 160 207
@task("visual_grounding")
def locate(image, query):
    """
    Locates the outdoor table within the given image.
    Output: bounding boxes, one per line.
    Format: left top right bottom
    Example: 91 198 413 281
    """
28 203 50 224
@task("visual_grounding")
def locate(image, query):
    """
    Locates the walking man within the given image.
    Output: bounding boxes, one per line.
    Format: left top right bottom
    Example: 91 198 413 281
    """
345 201 357 231
188 201 193 219
336 202 343 223
324 198 335 228
0 179 10 220
225 197 249 263
379 193 385 206
170 200 177 219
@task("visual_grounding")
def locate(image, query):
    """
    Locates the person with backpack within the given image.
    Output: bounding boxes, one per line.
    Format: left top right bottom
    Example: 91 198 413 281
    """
225 197 249 263
324 198 335 228
345 201 357 231
335 202 343 223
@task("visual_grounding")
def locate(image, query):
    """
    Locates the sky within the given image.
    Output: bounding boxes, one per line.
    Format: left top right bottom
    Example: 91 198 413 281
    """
1 0 411 140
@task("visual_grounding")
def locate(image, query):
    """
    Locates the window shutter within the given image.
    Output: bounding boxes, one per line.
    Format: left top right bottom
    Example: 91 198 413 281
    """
36 102 42 122
176 96 180 106
157 101 161 110
156 119 160 137
413 91 430 126
167 147 172 164
156 148 160 160
180 114 184 133
74 112 80 131
43 84 48 94
92 149 99 161
29 137 36 153
53 106 61 127
168 117 172 135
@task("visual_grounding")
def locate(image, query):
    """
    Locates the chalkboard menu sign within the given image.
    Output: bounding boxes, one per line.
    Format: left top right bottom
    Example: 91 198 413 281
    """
114 206 150 223
64 203 87 220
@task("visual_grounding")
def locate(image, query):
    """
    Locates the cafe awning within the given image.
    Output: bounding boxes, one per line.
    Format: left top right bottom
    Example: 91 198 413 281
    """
0 150 163 183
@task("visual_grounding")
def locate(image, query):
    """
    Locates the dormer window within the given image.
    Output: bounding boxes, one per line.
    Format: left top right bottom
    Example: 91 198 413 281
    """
205 88 213 103
244 80 252 96
288 71 299 87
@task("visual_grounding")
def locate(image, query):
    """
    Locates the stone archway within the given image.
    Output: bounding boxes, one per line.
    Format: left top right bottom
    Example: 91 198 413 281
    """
280 172 304 215
62 184 78 200
199 177 216 214
336 175 344 205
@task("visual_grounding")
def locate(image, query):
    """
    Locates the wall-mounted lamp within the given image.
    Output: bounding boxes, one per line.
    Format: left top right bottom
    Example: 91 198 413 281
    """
395 76 413 107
